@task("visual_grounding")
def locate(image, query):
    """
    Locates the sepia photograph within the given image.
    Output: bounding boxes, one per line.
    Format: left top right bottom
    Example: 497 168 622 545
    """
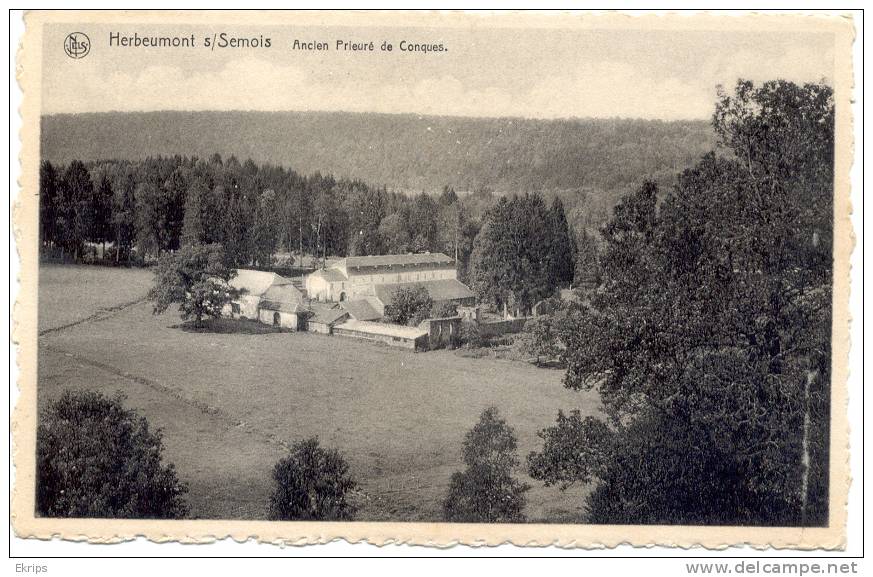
10 9 857 552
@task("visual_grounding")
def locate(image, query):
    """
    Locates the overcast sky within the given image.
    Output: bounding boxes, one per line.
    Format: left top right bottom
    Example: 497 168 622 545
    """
41 22 835 120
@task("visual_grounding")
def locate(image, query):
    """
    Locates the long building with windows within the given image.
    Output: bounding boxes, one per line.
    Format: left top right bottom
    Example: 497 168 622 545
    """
304 252 475 317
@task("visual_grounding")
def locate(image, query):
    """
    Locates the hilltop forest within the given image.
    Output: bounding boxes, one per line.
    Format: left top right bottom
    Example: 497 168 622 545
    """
41 110 714 230
40 110 714 302
41 111 713 193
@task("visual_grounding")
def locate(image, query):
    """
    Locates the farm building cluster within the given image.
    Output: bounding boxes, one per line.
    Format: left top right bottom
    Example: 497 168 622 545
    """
305 253 475 311
222 252 479 350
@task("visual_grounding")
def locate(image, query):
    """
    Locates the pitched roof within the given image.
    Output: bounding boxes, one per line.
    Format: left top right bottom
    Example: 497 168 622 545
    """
260 300 305 313
309 267 348 282
259 283 306 313
308 307 350 325
230 269 291 297
340 299 382 321
374 278 475 305
341 253 454 271
334 319 427 340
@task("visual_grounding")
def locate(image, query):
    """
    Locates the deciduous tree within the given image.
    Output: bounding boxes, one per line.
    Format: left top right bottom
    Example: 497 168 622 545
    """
149 243 238 327
443 407 530 523
528 80 834 526
37 390 188 518
268 438 357 521
383 285 433 326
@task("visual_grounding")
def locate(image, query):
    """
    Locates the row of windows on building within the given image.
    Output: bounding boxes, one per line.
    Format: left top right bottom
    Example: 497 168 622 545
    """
348 271 451 286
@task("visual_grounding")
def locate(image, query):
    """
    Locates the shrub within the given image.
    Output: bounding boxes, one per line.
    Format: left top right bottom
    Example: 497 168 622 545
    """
443 407 530 523
268 438 357 521
36 390 189 518
521 315 563 366
431 301 459 318
459 320 483 348
383 286 433 326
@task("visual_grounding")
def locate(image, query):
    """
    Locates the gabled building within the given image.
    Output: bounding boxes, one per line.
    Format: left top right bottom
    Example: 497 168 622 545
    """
305 253 457 302
306 305 351 334
340 298 383 322
304 267 349 303
257 283 308 330
304 252 475 315
224 269 307 330
332 319 429 351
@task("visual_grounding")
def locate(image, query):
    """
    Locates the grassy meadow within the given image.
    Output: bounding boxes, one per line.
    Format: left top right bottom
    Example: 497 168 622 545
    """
37 264 600 522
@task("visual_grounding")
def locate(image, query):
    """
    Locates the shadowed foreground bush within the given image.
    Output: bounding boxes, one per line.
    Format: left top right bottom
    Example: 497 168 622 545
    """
443 407 530 523
37 390 189 518
268 438 357 521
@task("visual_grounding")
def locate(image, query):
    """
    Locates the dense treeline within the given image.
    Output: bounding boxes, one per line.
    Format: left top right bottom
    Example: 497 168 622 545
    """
39 155 472 267
41 111 713 203
39 153 579 305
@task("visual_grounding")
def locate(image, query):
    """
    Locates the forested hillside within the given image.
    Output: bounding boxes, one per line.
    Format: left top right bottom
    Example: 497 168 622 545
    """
41 111 714 197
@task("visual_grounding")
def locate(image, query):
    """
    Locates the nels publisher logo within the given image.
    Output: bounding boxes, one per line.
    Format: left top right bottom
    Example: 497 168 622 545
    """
64 32 91 59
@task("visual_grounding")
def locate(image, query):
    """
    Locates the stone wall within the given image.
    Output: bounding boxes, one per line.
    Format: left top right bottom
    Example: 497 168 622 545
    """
478 317 529 338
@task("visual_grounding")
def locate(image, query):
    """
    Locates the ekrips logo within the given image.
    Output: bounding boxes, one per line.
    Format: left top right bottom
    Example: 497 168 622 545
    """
64 32 91 59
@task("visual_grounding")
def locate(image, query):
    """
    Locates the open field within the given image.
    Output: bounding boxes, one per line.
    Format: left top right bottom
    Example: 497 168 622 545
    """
37 264 601 522
38 264 154 333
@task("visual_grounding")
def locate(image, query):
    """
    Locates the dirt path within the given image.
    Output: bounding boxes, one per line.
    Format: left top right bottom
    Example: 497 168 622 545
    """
38 296 150 336
41 341 295 454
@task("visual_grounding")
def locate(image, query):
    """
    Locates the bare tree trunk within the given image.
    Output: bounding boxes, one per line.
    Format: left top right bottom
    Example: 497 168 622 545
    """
315 214 324 269
800 369 816 526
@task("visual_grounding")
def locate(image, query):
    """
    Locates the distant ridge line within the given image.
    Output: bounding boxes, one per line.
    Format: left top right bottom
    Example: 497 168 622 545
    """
40 109 715 196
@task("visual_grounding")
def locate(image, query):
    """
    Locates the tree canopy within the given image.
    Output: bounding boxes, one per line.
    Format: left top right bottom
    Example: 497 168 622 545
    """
529 79 834 526
148 243 238 327
443 407 530 523
268 437 357 521
37 390 189 519
383 285 434 326
42 111 714 198
470 193 574 314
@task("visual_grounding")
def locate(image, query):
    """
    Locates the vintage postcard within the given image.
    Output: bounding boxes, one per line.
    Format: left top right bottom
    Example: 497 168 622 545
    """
12 10 855 548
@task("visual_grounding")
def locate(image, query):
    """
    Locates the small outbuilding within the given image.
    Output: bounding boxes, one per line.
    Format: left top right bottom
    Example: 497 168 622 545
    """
332 319 428 351
257 283 308 330
340 298 383 321
224 269 307 329
307 306 351 334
